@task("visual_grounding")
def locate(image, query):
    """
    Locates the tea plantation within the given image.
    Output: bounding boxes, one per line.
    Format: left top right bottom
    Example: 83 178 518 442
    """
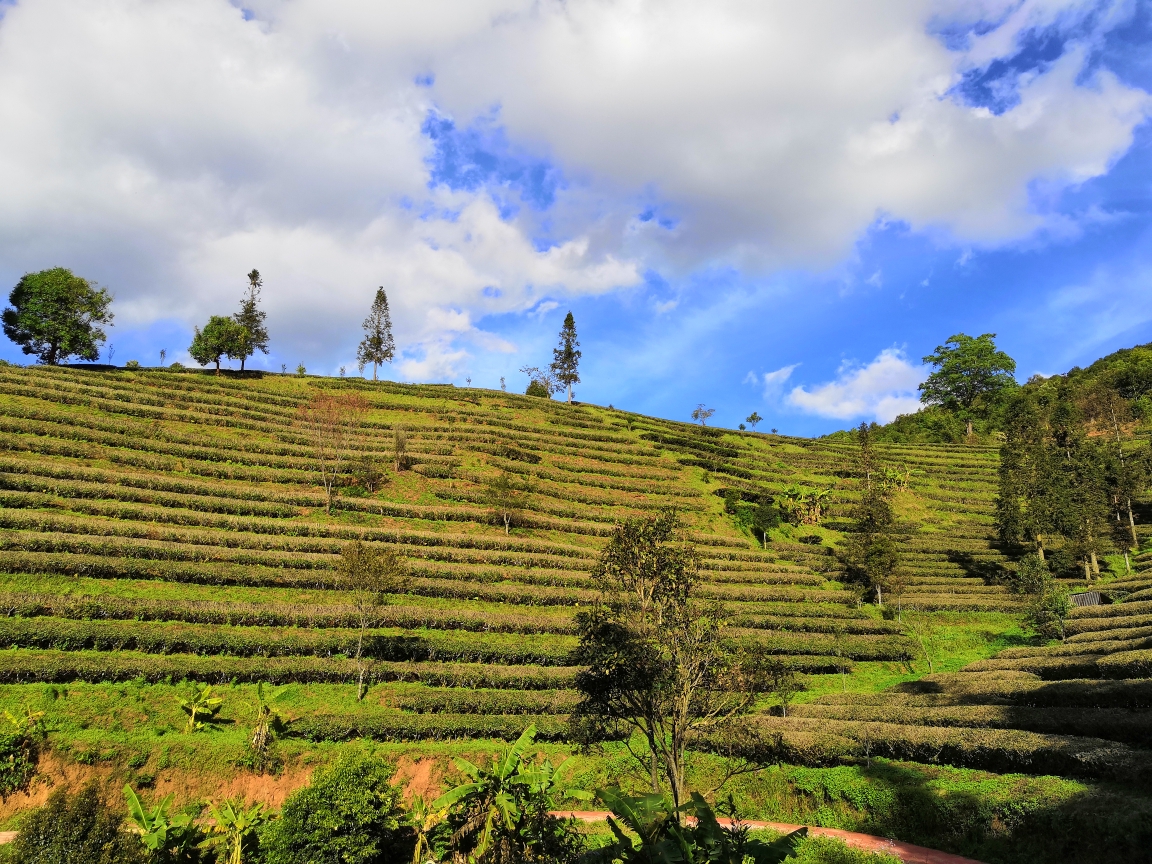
0 364 1149 862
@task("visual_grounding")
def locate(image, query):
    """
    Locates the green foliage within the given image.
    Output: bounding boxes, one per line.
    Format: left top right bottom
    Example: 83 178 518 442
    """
357 287 395 381
232 270 269 371
203 798 270 864
433 724 587 864
261 752 410 864
918 333 1017 426
525 379 550 398
2 268 114 365
123 785 206 863
179 683 223 732
595 788 806 864
839 425 904 606
551 311 581 403
0 704 43 799
189 316 248 372
8 782 147 864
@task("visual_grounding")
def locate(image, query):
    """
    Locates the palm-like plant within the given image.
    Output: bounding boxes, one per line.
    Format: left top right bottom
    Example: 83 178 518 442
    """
203 798 270 864
433 726 537 862
249 683 284 759
124 785 202 862
407 795 447 864
179 684 223 732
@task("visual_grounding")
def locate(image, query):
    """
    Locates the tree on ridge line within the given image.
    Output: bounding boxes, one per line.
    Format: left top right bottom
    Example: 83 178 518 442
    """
550 311 581 404
357 287 395 381
233 268 270 371
2 268 113 365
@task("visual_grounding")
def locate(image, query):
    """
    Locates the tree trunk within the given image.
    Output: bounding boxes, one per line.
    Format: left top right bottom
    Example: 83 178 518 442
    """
240 357 245 371
1084 560 1092 581
1090 551 1100 577
1128 500 1138 548
965 418 973 437
215 359 221 374
567 383 572 405
503 513 509 536
1125 551 1131 574
875 585 882 607
649 739 659 794
374 363 378 382
1036 538 1045 561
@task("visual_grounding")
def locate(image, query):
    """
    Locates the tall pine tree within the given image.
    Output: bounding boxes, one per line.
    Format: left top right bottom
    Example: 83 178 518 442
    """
356 287 395 381
550 311 581 404
233 269 269 371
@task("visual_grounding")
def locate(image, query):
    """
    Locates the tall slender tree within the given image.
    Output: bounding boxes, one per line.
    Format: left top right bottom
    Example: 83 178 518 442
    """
233 269 269 371
550 311 581 404
357 287 395 381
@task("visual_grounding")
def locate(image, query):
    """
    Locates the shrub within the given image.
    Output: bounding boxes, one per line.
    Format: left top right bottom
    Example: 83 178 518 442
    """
8 782 147 864
0 706 43 799
260 752 412 864
525 379 550 398
124 360 140 370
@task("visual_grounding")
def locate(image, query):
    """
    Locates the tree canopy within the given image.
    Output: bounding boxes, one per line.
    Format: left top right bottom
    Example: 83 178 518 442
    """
232 269 269 371
188 316 247 373
2 268 113 365
357 287 395 381
919 333 1017 435
550 311 581 404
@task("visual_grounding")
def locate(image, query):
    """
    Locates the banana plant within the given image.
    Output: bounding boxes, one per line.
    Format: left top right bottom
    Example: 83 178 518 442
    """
124 785 201 861
432 724 539 862
202 798 270 864
249 682 285 754
179 684 223 732
406 795 447 864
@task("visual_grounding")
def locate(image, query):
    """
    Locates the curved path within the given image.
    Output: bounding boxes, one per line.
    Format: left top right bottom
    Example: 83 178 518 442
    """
553 812 986 864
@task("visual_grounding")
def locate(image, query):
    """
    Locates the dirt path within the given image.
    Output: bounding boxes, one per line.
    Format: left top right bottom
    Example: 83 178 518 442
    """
554 812 986 864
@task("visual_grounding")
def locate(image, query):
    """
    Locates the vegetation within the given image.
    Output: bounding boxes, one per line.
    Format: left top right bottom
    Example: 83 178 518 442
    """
357 287 396 382
1 268 113 365
232 270 269 372
189 316 248 373
7 782 147 864
551 311 581 405
0 336 1147 862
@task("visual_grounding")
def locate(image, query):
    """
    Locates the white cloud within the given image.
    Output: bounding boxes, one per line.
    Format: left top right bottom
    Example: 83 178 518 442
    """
0 0 1146 375
788 349 926 422
760 364 800 399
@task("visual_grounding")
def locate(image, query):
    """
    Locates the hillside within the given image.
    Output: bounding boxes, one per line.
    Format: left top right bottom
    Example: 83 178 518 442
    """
0 364 1149 862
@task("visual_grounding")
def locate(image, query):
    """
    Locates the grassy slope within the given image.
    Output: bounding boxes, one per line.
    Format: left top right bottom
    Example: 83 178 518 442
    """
0 365 1148 863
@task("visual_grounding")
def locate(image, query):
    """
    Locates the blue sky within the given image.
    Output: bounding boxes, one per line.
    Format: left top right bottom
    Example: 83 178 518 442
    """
0 1 1150 436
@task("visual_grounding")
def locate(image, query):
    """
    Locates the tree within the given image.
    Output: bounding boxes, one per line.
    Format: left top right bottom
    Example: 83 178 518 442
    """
764 659 803 717
189 316 247 373
203 799 270 864
262 752 411 864
246 683 285 774
550 311 581 404
393 424 408 472
2 268 113 365
485 470 523 535
520 365 559 398
232 269 269 371
750 496 779 549
691 404 715 426
9 782 147 864
840 423 904 606
919 333 1017 436
333 541 410 700
570 510 767 808
297 392 369 514
745 412 762 431
357 287 396 381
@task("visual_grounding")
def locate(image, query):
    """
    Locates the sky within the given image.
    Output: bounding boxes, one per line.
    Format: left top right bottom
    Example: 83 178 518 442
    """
0 0 1150 436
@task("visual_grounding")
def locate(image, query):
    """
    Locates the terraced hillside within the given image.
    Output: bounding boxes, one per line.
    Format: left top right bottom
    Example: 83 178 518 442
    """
5 363 1151 854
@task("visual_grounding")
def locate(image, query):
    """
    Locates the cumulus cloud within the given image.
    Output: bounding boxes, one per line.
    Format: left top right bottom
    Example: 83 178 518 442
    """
788 349 926 423
746 364 800 399
0 0 1146 376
